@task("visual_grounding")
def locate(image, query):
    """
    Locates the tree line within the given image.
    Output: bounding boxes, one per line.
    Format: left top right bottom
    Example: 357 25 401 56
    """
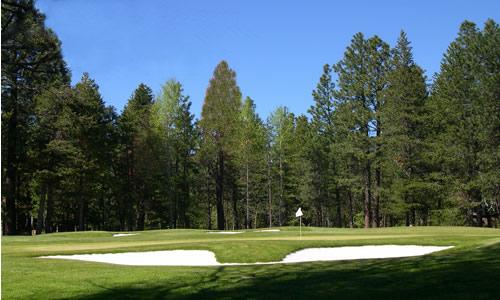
2 0 499 234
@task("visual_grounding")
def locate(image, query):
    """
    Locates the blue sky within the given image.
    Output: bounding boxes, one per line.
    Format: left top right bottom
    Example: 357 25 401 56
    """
37 0 499 119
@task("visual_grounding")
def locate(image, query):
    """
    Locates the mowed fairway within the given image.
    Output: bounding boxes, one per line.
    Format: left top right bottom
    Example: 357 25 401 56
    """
2 227 500 299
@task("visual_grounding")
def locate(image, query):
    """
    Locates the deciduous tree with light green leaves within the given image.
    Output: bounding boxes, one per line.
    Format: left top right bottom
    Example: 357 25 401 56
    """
237 97 267 228
268 106 297 226
151 79 198 228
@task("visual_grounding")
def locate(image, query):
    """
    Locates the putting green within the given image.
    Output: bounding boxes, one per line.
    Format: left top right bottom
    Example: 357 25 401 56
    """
2 226 500 299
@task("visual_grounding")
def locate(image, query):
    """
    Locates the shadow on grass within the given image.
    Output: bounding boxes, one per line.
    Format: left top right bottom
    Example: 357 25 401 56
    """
73 243 500 300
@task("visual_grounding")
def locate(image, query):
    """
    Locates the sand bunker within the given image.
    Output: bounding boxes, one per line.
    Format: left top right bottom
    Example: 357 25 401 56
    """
281 245 454 263
42 250 219 266
40 245 453 266
255 229 280 232
112 233 138 237
207 231 243 234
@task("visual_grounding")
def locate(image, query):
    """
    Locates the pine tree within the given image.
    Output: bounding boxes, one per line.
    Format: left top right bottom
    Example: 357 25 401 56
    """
333 33 390 228
309 64 341 226
292 115 315 225
310 64 336 137
72 73 114 231
31 73 115 232
429 20 499 226
118 83 154 230
199 61 242 230
1 0 69 234
32 84 75 233
382 31 429 226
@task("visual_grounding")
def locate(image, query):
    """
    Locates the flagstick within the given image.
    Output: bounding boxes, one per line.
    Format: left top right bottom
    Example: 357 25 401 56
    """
299 215 302 240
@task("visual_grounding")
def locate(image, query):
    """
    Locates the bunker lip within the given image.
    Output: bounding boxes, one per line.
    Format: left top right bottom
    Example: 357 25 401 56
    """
39 245 454 266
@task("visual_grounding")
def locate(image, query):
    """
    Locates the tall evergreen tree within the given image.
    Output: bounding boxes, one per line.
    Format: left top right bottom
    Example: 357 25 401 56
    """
199 61 242 230
31 73 115 232
382 31 429 226
72 73 114 231
309 64 341 226
333 33 390 228
117 83 154 230
2 0 69 234
32 84 74 233
429 20 499 227
292 115 315 225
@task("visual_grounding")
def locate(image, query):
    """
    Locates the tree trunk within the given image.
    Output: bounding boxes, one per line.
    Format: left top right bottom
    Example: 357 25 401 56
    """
364 161 372 228
126 147 134 231
336 187 342 227
268 153 273 228
5 91 18 235
137 199 145 230
422 207 429 226
374 167 381 227
232 183 239 229
278 153 283 226
411 208 416 226
137 187 145 231
321 189 327 226
245 162 249 229
100 195 106 230
348 190 354 228
254 203 258 229
216 150 225 230
78 175 86 231
170 159 179 229
206 170 212 230
36 186 46 234
181 154 189 228
45 185 54 233
374 109 382 228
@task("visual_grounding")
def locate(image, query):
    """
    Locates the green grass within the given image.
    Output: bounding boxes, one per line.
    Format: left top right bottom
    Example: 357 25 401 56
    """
2 226 500 299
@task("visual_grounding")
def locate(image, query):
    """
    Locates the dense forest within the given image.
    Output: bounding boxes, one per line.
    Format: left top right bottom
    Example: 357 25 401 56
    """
2 0 499 235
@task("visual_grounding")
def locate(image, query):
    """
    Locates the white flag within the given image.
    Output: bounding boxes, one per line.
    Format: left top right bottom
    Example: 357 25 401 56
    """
295 207 303 217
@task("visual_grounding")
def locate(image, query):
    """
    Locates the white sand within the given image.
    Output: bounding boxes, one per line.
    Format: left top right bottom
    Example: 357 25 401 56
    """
40 245 453 266
42 250 219 266
112 233 138 237
207 231 243 234
281 245 455 263
255 229 281 232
